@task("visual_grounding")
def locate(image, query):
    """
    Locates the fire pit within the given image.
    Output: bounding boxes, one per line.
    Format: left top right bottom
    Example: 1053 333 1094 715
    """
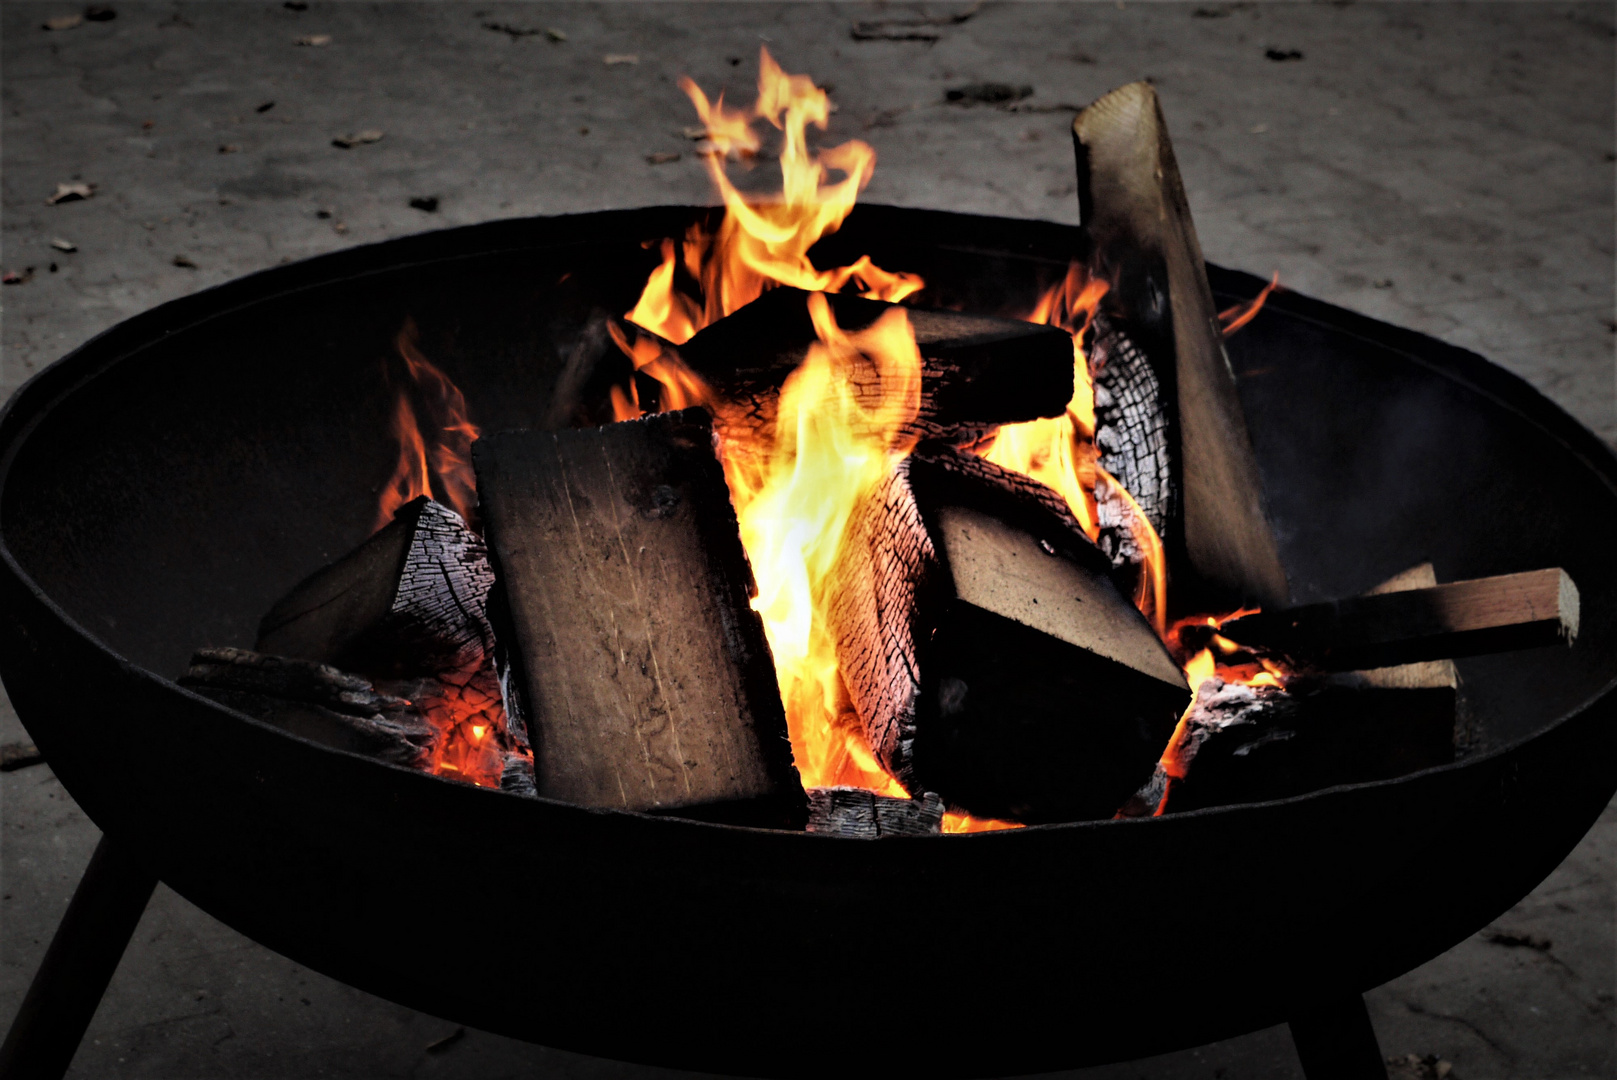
4 54 1616 1079
2 198 1615 1077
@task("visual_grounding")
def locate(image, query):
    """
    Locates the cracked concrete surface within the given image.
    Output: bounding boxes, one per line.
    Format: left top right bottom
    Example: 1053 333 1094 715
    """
2 3 1613 1077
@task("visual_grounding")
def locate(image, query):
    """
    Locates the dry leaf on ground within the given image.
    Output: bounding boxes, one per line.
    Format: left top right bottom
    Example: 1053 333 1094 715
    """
50 238 77 252
42 14 82 30
296 33 331 46
45 182 95 205
603 53 638 66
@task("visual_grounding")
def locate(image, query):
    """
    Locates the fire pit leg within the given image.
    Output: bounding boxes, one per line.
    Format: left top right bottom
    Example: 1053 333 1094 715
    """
1288 994 1389 1080
0 834 158 1080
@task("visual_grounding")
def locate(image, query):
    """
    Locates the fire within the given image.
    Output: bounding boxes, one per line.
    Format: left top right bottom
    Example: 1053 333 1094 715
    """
624 47 923 352
730 294 920 794
374 321 481 532
1217 271 1280 338
373 321 523 790
982 263 1168 634
1146 609 1289 813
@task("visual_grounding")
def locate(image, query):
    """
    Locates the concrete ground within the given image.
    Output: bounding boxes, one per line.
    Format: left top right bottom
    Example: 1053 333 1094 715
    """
1 3 1612 1077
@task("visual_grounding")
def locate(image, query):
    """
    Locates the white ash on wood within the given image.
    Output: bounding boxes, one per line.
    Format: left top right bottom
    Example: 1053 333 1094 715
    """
669 286 1075 447
1088 310 1173 553
1119 565 1464 817
828 443 1190 823
472 409 805 825
181 647 435 768
257 496 499 683
1073 81 1289 611
805 788 945 837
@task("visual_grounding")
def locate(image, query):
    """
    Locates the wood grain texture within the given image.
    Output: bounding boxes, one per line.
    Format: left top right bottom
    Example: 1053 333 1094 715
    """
473 410 802 815
805 787 945 838
1219 568 1578 672
828 444 1190 822
1074 81 1289 610
256 496 496 678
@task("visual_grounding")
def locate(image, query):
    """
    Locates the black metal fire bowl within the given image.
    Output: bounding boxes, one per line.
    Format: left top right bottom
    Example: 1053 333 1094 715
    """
2 205 1614 1077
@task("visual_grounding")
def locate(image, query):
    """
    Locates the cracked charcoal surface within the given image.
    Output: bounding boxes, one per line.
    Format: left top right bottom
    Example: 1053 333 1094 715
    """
1088 312 1174 558
805 787 945 837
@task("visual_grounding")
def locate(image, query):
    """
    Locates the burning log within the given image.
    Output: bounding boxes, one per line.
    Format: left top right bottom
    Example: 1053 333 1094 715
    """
1216 568 1579 672
257 496 497 679
1088 311 1172 547
251 495 531 789
670 286 1075 445
805 788 945 838
1074 81 1289 610
1121 566 1464 817
829 444 1190 823
472 409 806 824
180 647 434 768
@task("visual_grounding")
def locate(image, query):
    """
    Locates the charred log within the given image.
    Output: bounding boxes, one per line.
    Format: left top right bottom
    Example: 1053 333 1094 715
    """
805 788 945 837
181 646 434 768
1119 565 1464 818
1074 81 1288 610
1088 311 1173 547
828 444 1189 823
1217 568 1578 672
472 409 805 822
670 286 1075 446
1142 673 1457 815
256 496 497 679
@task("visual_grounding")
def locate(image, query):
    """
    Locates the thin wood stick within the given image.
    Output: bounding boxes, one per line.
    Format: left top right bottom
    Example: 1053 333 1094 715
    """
1218 568 1578 672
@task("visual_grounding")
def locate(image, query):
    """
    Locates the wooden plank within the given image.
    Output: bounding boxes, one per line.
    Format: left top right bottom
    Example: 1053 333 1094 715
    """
1073 81 1289 610
1217 568 1578 672
472 409 804 819
828 444 1190 823
670 286 1075 445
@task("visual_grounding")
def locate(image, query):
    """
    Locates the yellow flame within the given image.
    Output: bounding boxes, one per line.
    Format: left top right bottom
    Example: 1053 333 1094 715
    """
727 295 920 791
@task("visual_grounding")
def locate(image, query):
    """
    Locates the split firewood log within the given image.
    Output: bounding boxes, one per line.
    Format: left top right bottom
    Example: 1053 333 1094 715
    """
181 646 435 768
1074 81 1289 611
669 286 1076 447
257 496 498 682
472 409 806 825
828 443 1190 824
805 788 946 838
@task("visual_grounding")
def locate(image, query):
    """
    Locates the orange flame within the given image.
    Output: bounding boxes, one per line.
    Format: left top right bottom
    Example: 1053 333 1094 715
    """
980 263 1169 634
729 294 920 793
1217 272 1280 338
627 47 923 350
1144 608 1289 813
374 322 481 532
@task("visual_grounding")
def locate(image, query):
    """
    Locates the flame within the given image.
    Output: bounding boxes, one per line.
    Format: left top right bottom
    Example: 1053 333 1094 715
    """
374 321 481 532
729 294 920 791
979 263 1169 634
1217 272 1280 338
627 47 923 351
1147 608 1289 812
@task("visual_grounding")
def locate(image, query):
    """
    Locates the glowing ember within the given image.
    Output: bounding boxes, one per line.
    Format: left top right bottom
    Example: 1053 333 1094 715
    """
373 323 523 790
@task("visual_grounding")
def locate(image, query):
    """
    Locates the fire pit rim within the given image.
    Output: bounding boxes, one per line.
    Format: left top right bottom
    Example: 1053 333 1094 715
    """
1 203 1614 837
